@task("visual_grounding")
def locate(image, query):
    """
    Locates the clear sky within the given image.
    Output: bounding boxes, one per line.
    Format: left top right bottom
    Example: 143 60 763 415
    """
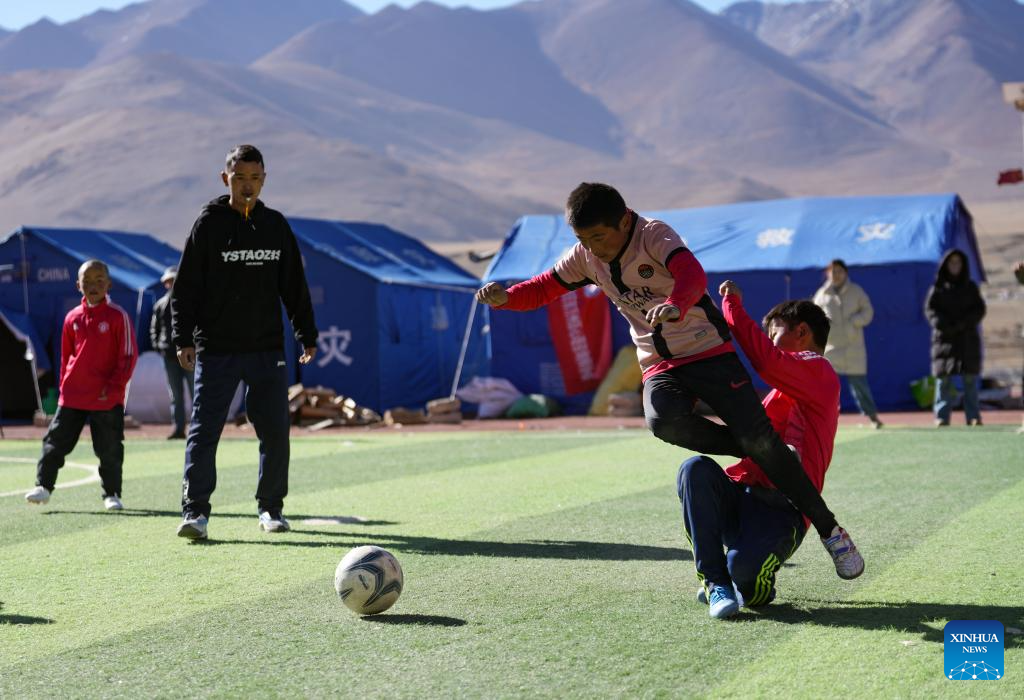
0 0 742 31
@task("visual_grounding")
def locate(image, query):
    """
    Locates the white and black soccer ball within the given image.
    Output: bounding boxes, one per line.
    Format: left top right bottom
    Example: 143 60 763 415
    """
334 545 404 615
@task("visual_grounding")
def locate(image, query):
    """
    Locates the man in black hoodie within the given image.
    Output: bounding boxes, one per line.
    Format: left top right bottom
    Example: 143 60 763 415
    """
171 144 318 540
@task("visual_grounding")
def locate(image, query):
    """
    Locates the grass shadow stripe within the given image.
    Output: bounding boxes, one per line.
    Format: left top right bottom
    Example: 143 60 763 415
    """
169 531 689 561
0 614 55 626
360 614 467 627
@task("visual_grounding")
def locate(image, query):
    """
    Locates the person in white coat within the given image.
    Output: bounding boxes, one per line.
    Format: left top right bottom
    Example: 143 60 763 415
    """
813 260 883 428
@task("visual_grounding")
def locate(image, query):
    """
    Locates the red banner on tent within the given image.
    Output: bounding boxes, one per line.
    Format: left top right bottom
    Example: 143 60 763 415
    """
547 286 613 395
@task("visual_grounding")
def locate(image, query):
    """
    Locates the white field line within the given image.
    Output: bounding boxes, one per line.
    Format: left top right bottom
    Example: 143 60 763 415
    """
0 456 100 497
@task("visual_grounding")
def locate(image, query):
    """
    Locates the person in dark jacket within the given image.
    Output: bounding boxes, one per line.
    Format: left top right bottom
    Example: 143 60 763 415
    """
925 249 985 427
150 266 193 439
171 144 318 540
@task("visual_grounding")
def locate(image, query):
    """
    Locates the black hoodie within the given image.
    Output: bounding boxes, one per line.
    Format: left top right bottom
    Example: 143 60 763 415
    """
171 195 318 354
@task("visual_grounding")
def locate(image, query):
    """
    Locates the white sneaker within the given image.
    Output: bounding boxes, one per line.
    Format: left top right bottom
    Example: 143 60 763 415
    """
821 525 865 580
258 511 290 533
25 486 51 505
177 514 208 540
103 496 123 511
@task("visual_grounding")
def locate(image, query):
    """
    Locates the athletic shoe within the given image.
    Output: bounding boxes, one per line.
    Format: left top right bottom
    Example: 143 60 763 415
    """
870 418 884 430
25 486 51 505
177 514 208 540
935 419 949 428
707 583 739 619
258 511 290 533
167 431 185 440
103 496 123 511
821 526 864 580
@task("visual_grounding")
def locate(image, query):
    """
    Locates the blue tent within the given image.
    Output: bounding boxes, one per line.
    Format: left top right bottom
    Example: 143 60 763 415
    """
0 226 183 379
483 194 984 412
288 218 487 413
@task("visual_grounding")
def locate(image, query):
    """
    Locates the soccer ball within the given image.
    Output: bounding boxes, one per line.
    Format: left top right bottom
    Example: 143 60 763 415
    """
334 545 404 615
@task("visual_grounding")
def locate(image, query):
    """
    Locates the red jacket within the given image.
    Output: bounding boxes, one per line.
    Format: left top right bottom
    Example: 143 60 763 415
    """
720 294 840 503
59 297 138 411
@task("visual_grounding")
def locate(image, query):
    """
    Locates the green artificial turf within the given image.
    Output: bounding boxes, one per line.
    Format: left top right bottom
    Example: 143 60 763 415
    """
0 427 1021 698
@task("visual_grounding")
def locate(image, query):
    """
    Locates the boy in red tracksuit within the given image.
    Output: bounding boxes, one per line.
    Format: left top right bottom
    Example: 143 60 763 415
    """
678 280 857 619
25 259 138 511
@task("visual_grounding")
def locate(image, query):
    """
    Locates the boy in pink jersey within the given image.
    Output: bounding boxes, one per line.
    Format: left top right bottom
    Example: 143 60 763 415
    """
477 183 863 583
25 260 138 511
681 282 851 618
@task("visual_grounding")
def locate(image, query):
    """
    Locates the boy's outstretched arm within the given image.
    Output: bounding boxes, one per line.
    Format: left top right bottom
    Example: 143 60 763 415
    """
476 270 571 311
718 281 824 407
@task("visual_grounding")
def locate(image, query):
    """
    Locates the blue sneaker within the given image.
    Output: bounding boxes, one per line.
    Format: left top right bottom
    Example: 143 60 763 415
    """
707 583 739 619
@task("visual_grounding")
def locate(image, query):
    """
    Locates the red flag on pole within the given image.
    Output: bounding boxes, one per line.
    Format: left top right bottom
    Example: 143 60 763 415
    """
997 168 1023 185
546 286 613 395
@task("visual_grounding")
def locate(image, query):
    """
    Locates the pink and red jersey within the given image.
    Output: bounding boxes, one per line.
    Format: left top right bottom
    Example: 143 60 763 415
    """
500 213 733 379
59 297 138 411
720 294 840 500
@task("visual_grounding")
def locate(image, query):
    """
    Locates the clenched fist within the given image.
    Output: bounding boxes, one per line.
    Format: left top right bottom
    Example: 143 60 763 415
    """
476 282 509 307
718 280 742 300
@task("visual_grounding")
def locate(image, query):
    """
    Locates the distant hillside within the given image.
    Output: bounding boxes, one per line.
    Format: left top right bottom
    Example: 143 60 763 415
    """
0 0 1019 244
722 0 1024 152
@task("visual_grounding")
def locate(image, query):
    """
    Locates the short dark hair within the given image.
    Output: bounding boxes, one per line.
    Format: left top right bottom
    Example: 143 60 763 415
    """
225 144 264 170
566 182 627 230
78 259 110 278
829 259 848 271
763 300 830 350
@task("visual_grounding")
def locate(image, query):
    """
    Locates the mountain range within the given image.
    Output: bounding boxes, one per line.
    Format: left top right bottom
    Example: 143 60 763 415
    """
0 0 1020 247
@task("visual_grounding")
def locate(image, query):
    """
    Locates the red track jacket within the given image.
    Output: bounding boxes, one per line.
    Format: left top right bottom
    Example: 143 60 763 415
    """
59 297 138 411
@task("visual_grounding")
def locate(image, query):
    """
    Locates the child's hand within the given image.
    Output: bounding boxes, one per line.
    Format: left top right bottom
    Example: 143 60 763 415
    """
718 280 742 300
645 303 680 325
476 283 509 307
